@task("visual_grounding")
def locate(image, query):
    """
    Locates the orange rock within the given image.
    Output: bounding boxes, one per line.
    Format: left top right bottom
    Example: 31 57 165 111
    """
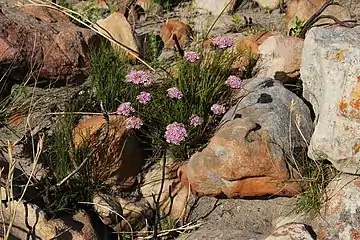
73 115 144 190
180 118 302 198
159 20 192 49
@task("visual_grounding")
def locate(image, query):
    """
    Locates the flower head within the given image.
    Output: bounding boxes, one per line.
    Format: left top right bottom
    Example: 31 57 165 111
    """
212 36 234 49
116 102 135 116
184 51 200 63
189 114 203 127
211 104 226 115
225 75 243 89
165 122 187 145
167 87 183 99
125 70 152 86
124 116 143 129
136 91 151 104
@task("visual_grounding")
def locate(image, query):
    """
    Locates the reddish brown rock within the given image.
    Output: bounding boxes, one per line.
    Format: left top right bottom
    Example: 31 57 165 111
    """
159 20 192 49
0 6 100 84
73 115 144 190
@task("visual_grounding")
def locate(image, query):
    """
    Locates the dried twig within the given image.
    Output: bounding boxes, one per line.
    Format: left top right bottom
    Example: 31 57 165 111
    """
152 150 167 239
115 221 204 239
298 0 358 38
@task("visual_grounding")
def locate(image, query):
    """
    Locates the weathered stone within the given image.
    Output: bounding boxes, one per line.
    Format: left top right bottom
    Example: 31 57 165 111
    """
0 6 99 84
286 0 351 32
0 85 83 181
159 20 193 49
192 14 234 37
92 193 152 231
136 0 162 14
0 195 98 240
255 35 304 81
300 26 360 174
265 223 316 240
73 115 145 190
193 0 239 15
175 196 296 240
314 174 360 240
179 77 313 198
72 0 109 22
117 0 156 24
95 12 140 62
255 0 281 11
233 31 279 72
141 162 190 221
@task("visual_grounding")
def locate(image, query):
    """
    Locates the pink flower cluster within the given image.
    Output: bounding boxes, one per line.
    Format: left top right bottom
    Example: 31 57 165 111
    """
125 70 152 86
211 104 226 115
225 75 243 89
212 36 234 49
165 122 188 145
167 87 183 99
116 102 135 116
124 116 143 129
184 51 200 63
137 91 151 104
189 114 203 127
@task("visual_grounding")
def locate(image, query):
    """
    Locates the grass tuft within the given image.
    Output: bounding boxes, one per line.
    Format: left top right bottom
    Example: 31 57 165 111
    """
292 148 334 216
42 101 108 216
89 42 134 112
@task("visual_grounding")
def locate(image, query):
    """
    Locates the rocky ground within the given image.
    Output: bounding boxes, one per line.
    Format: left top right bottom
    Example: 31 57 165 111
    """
0 0 360 239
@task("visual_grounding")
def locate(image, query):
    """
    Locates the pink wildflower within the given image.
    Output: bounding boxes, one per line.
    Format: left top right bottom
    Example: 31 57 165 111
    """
167 87 183 99
212 36 234 48
225 75 243 89
165 122 187 145
125 70 152 86
184 51 200 63
124 116 143 129
136 91 151 104
211 104 226 115
116 102 135 116
189 114 203 127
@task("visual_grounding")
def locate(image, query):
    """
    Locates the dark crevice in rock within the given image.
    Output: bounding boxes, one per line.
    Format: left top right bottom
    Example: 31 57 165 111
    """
257 93 273 104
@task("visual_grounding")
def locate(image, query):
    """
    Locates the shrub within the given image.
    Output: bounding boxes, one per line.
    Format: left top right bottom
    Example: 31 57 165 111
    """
90 37 241 161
